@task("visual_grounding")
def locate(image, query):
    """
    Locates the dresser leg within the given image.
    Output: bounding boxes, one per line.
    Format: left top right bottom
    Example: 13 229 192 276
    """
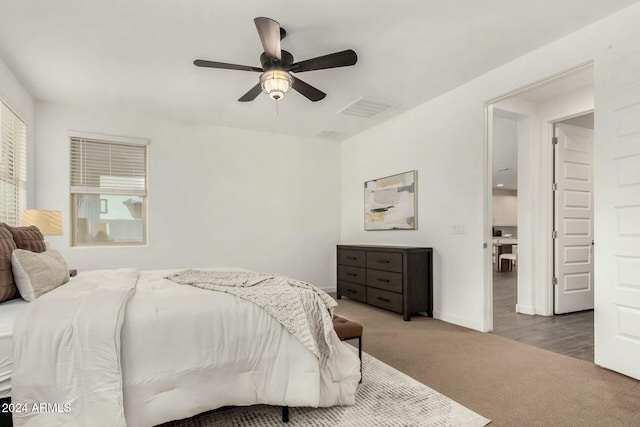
403 313 411 321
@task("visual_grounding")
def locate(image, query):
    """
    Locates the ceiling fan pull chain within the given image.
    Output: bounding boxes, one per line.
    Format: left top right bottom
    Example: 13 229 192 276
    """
276 99 279 116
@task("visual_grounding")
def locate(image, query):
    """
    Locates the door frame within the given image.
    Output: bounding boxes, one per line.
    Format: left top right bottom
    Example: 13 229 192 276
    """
483 62 594 331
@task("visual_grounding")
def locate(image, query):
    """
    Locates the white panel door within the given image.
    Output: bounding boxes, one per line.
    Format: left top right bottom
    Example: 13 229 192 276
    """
554 123 594 314
594 36 640 380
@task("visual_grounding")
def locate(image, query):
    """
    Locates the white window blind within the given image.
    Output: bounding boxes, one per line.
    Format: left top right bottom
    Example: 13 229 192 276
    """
0 100 27 226
70 137 147 196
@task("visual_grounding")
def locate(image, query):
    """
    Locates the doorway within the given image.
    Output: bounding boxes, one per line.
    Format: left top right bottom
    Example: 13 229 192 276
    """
486 65 595 362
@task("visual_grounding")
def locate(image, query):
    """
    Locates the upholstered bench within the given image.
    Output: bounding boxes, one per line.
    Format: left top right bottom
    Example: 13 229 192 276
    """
333 315 363 383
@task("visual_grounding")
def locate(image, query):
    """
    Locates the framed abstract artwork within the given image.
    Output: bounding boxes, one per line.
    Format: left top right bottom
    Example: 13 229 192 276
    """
364 170 417 230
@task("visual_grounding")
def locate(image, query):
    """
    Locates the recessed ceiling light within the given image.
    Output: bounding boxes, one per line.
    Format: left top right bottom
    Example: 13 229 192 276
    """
497 184 504 187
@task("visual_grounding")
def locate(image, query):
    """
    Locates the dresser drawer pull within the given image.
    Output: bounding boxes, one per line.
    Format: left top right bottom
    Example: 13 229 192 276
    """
378 278 390 283
347 272 358 277
378 259 390 264
346 289 357 294
377 297 391 303
347 256 358 260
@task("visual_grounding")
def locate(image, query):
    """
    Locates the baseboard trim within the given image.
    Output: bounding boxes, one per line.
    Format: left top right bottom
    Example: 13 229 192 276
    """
433 310 485 332
322 286 337 294
516 304 536 315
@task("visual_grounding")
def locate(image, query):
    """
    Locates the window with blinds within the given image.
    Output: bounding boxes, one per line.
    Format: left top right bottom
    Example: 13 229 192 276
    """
0 100 27 226
70 135 147 246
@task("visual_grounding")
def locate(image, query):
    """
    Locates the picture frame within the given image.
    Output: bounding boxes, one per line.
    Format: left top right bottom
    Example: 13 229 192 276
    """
364 170 417 230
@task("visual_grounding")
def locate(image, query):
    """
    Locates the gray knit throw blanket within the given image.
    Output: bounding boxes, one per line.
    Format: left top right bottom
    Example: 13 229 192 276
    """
165 270 337 365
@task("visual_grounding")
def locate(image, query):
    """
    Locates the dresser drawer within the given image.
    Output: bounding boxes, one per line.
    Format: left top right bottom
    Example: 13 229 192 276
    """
338 281 366 303
367 251 403 273
367 287 403 313
338 249 366 268
367 269 403 293
337 265 366 285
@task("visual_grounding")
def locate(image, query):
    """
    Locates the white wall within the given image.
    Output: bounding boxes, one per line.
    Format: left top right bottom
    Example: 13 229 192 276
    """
0 56 35 208
492 116 518 190
34 103 341 288
340 2 640 331
341 86 488 330
515 108 536 316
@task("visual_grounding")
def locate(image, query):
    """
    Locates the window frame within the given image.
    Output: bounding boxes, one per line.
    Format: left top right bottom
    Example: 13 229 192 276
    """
69 131 149 247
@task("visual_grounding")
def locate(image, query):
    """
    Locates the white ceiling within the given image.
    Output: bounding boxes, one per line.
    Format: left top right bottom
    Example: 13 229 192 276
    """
0 0 635 141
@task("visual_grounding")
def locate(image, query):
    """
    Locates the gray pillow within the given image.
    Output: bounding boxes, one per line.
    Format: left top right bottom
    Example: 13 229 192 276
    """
11 249 69 302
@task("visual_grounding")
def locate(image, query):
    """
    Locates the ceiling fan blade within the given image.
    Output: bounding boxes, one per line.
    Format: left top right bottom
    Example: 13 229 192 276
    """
254 17 281 61
292 77 326 102
194 59 263 72
238 83 263 102
289 49 357 73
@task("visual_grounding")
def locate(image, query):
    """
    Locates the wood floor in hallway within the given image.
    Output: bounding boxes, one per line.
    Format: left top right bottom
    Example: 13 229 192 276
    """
491 269 594 362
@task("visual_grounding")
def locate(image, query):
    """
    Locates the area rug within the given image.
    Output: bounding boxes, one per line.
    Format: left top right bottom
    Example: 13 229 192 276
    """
163 348 490 427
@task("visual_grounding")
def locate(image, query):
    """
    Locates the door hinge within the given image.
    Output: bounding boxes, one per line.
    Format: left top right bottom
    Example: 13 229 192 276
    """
552 230 558 239
552 183 558 191
552 136 558 145
552 277 558 285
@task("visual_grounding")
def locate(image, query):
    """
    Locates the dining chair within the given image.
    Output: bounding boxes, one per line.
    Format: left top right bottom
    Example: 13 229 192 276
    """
499 244 518 272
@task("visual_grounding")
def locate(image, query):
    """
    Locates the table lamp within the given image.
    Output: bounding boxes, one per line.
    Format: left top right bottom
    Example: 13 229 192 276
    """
22 210 63 236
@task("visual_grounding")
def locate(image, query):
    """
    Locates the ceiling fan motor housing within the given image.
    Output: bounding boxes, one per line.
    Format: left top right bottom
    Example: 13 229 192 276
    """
260 50 294 70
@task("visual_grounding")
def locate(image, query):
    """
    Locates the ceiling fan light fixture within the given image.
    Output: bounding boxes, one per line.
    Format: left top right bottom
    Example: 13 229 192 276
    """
260 69 293 100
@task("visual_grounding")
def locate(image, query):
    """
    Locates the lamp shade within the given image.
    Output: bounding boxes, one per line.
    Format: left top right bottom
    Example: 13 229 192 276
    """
260 70 293 100
23 210 63 235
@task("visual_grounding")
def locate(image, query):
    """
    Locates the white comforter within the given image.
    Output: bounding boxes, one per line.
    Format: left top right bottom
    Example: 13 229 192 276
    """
11 268 360 426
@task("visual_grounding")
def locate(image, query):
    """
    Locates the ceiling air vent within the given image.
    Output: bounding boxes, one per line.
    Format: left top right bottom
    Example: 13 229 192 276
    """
314 129 341 139
337 96 397 119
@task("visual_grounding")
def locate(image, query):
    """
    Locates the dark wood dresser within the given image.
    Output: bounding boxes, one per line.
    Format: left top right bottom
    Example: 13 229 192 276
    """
336 245 433 321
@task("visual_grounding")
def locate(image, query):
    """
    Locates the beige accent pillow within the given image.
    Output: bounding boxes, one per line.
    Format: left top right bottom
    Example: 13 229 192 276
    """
11 249 69 302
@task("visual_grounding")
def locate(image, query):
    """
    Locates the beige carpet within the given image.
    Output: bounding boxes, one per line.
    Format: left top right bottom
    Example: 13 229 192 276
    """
334 297 640 427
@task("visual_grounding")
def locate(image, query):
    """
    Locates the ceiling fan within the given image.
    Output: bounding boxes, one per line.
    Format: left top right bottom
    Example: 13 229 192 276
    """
194 17 358 102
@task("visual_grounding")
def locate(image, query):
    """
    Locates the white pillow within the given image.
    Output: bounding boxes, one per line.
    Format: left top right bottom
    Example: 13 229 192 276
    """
11 248 69 302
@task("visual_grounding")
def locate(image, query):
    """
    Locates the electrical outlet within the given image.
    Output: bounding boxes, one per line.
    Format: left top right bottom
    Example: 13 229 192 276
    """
453 224 466 234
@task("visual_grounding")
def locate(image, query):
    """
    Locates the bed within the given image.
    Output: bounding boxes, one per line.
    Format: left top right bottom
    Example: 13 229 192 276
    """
5 267 360 426
0 298 28 399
